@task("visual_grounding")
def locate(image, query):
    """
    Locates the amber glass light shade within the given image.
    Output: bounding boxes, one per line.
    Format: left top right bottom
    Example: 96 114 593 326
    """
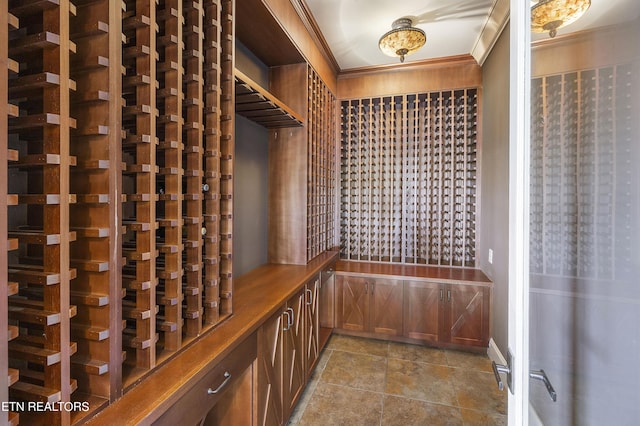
531 0 591 38
379 18 426 63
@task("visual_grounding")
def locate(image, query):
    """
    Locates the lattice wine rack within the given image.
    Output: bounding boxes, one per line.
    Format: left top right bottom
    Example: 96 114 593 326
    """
1 0 235 423
530 64 637 280
307 68 337 261
340 89 480 267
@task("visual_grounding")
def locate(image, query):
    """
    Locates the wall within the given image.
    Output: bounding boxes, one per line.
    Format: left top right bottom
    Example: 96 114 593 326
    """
234 42 270 276
234 115 269 276
479 23 510 354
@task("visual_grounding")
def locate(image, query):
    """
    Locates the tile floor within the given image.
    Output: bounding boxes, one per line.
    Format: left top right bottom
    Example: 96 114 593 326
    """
288 334 507 426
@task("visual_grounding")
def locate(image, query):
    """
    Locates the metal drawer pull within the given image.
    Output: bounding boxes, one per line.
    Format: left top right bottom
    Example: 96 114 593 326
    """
207 371 231 395
283 310 291 331
287 307 294 328
306 288 313 305
530 369 557 402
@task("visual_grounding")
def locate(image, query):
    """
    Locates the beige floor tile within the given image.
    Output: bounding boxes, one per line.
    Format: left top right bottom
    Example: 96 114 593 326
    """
445 350 493 372
327 334 389 357
298 383 383 426
388 341 448 365
381 395 464 426
321 350 387 392
385 358 458 406
451 369 507 415
460 408 507 426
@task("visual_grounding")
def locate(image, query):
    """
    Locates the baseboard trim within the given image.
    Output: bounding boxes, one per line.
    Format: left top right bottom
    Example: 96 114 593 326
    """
487 337 508 365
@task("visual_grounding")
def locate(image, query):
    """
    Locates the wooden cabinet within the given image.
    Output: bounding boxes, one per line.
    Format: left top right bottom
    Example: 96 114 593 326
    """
155 333 257 426
282 288 306 419
257 309 283 426
445 284 491 347
304 276 320 378
403 281 443 343
336 275 403 337
403 281 490 348
318 261 336 348
335 264 492 349
257 287 306 426
257 274 324 426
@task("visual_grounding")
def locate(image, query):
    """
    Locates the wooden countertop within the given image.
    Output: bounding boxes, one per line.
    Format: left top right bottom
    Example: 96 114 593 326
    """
85 251 339 425
335 260 492 286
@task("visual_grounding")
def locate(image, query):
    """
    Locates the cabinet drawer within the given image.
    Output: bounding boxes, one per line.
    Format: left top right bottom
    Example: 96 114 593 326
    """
155 332 257 425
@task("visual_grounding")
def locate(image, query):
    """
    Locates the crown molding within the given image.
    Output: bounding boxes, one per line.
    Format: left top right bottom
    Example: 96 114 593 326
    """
290 0 341 75
338 54 479 79
471 0 510 66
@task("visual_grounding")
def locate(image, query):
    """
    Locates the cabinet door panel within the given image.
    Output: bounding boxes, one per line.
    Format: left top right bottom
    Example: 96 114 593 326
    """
446 285 490 347
370 278 403 336
258 310 283 426
305 277 320 377
403 281 442 342
336 276 368 332
283 289 306 418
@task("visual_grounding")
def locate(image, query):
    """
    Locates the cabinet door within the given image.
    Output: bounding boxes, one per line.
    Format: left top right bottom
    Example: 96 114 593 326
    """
257 309 283 426
319 263 335 329
403 281 443 342
336 275 369 332
370 278 403 336
283 288 306 418
445 285 490 347
305 277 320 378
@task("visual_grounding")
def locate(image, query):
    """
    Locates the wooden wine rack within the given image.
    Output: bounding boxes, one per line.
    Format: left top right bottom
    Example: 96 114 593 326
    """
2 0 235 423
307 68 337 260
183 1 204 338
530 65 636 280
339 89 480 267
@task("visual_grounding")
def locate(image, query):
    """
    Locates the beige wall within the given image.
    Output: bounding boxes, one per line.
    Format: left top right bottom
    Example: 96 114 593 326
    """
479 23 510 353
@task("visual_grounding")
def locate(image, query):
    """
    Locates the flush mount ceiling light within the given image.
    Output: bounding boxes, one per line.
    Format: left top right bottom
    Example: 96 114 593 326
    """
379 18 426 63
531 0 591 38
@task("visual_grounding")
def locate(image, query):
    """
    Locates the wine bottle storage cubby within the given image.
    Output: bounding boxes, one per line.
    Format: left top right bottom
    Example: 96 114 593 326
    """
182 0 204 338
121 0 158 378
7 1 76 424
307 68 336 261
339 89 479 267
217 0 234 319
530 64 637 280
2 0 235 423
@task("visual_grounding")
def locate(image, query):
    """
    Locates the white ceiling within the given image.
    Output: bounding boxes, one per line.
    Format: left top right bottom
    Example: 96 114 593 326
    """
304 0 640 71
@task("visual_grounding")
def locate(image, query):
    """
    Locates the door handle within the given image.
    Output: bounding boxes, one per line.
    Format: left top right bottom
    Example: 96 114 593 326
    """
492 361 510 391
530 369 557 402
306 288 313 305
491 349 513 393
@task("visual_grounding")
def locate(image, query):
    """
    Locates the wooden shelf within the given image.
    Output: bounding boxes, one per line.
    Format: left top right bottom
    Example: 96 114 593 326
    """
234 69 304 128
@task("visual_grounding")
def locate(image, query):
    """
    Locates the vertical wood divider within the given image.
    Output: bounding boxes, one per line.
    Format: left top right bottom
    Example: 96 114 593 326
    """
0 4 9 424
